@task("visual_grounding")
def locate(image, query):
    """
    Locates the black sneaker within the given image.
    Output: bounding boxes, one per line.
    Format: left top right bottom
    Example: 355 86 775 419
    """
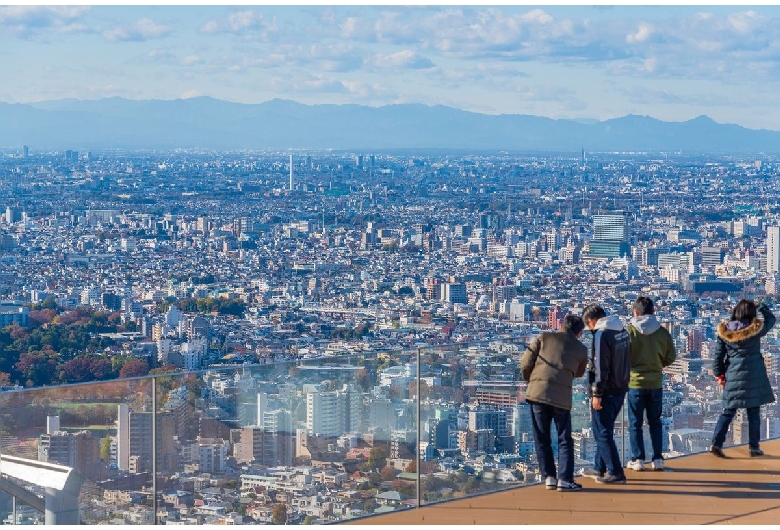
750 448 764 457
557 481 583 492
581 468 604 479
595 473 627 484
710 445 726 458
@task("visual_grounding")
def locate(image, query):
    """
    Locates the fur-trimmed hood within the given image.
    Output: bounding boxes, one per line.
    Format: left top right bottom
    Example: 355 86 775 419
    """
716 318 764 342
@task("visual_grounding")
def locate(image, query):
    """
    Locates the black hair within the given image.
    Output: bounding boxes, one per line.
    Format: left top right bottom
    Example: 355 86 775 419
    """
563 315 585 335
581 303 606 323
633 296 654 316
731 299 757 322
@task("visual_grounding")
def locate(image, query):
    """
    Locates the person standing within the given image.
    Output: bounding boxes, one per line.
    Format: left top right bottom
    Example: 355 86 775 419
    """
625 296 677 471
580 303 631 485
710 299 776 458
521 315 589 491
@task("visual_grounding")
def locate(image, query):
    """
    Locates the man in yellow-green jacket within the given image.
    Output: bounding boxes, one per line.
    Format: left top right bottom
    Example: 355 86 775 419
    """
625 296 677 472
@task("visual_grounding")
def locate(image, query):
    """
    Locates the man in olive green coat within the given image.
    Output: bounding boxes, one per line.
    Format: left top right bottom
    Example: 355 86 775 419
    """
521 315 588 491
625 296 676 472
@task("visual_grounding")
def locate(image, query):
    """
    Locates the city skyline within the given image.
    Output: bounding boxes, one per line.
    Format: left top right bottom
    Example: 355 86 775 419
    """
4 5 780 131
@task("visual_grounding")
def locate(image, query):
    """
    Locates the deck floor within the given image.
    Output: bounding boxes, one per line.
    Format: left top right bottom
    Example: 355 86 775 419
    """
353 439 780 525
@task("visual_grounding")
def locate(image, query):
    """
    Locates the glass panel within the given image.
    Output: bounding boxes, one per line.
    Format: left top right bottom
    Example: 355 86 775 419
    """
0 377 154 524
418 339 527 505
152 350 416 524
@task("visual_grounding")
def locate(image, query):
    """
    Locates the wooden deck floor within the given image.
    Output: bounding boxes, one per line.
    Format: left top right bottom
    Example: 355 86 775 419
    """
352 439 780 525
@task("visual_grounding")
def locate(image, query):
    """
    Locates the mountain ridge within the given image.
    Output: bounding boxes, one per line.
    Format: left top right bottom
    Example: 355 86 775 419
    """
1 97 778 153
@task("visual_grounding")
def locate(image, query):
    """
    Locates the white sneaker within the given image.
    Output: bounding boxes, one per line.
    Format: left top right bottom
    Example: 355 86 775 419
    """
651 458 664 471
626 459 645 471
545 476 558 490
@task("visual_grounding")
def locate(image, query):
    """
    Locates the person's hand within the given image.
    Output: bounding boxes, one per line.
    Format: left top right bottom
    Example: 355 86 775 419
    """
591 396 602 410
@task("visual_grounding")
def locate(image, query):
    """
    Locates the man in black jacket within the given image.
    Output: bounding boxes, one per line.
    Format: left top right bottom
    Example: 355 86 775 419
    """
581 303 631 484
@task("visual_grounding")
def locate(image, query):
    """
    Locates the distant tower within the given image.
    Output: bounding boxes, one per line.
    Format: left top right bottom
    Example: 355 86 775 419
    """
768 226 780 273
22 145 29 158
581 147 586 165
289 154 294 191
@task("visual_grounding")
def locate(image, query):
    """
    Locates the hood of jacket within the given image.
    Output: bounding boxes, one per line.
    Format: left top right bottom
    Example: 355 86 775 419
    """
594 314 624 332
629 315 661 335
717 318 763 343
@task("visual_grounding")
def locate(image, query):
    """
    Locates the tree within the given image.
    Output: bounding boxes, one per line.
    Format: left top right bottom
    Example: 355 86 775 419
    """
100 436 113 461
380 465 397 482
354 368 370 391
61 355 97 383
271 503 287 525
119 358 149 379
367 446 387 471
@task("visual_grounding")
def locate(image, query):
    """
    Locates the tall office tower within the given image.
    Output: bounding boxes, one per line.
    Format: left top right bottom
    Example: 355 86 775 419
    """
116 404 130 470
289 154 294 190
22 145 29 158
126 409 178 474
306 386 361 438
591 211 630 258
261 409 293 466
767 226 780 273
5 206 22 224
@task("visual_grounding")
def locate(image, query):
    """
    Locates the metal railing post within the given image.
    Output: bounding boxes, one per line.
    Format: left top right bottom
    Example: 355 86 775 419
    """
152 376 158 524
416 348 421 509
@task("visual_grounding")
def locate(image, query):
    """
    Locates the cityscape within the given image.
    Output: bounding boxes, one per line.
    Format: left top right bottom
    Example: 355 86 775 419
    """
0 146 779 523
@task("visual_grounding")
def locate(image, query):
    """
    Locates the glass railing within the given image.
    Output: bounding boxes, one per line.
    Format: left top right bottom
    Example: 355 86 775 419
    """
0 337 775 524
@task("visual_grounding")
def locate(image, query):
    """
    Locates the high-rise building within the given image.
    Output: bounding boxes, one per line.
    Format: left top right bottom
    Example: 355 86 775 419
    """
5 206 22 224
38 430 101 480
767 226 780 273
306 386 360 438
590 211 630 258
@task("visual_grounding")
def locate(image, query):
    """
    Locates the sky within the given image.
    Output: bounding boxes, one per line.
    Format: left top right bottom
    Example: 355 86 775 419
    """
3 4 780 131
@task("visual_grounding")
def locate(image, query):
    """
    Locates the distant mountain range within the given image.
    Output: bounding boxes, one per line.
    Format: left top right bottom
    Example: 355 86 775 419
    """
1 97 779 153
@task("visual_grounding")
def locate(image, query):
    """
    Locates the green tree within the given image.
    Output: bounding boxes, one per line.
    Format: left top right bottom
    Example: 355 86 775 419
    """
100 436 113 461
368 446 387 471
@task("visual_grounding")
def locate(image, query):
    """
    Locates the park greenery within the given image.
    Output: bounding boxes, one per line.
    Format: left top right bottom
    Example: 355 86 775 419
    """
0 295 249 388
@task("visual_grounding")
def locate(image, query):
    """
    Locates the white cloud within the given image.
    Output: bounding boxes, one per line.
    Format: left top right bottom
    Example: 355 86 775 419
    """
103 18 172 42
181 55 203 66
371 50 435 69
626 22 653 44
0 5 90 38
180 90 202 99
201 10 277 40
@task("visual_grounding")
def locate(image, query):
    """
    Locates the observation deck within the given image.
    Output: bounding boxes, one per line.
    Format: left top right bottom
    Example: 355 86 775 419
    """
358 439 780 525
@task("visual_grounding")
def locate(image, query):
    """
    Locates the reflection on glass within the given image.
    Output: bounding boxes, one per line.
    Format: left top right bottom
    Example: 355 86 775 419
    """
0 379 153 524
0 338 775 524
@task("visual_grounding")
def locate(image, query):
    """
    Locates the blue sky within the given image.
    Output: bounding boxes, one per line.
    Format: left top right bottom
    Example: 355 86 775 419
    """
3 5 780 130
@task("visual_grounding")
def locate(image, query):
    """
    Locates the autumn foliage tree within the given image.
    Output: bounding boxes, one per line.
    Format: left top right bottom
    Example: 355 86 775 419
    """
119 358 150 379
271 503 288 525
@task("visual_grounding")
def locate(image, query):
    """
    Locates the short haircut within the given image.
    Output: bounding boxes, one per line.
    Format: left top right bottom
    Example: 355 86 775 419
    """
581 303 606 322
633 296 654 316
563 315 585 335
731 299 757 322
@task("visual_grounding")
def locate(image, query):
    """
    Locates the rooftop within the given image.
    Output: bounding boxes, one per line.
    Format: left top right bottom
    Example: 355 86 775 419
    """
354 439 780 525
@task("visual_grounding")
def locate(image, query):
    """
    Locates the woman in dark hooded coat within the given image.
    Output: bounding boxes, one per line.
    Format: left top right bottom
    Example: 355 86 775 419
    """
710 299 776 457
